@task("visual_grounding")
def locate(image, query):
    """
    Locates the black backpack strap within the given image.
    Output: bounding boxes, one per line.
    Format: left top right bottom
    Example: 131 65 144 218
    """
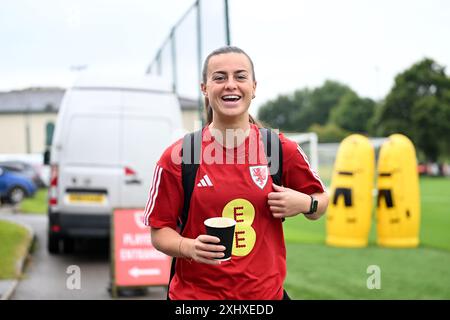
167 128 202 299
259 127 283 186
180 129 202 233
260 127 284 223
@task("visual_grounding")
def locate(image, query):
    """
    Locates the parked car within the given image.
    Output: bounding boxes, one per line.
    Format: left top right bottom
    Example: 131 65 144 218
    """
0 166 37 204
0 160 46 188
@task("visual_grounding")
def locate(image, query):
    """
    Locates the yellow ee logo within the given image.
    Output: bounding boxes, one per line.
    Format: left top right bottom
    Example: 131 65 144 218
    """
222 199 256 257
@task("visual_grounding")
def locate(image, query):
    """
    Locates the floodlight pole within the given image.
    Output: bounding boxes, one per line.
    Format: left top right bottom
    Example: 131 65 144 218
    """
170 28 177 94
196 0 204 127
155 50 162 76
224 0 231 45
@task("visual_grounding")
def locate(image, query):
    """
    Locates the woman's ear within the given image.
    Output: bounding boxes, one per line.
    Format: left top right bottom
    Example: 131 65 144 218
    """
252 80 257 99
201 83 207 97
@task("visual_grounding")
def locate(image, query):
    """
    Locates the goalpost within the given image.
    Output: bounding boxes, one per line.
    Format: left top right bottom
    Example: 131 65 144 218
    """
285 132 319 172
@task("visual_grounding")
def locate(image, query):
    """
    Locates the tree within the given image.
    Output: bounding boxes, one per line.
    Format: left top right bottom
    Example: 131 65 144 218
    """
257 89 311 131
330 92 375 133
411 94 450 161
373 58 450 161
298 80 355 127
308 123 351 143
257 80 354 132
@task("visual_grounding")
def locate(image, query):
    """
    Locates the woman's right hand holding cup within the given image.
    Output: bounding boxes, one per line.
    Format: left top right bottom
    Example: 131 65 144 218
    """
181 235 225 265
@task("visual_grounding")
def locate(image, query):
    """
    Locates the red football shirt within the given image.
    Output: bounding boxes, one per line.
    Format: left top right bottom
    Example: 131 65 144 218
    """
143 124 325 300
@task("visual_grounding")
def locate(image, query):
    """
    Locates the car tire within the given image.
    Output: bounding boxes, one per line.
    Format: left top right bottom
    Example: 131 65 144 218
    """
7 186 26 204
62 237 75 254
48 233 60 254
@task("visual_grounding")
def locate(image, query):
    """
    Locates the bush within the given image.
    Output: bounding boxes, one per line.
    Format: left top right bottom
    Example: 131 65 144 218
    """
308 123 351 143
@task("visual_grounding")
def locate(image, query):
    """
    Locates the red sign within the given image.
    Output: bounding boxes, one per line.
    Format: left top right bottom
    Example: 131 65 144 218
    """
112 209 171 287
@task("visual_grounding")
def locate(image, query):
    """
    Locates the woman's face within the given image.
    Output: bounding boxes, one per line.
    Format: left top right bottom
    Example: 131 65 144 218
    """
201 52 257 122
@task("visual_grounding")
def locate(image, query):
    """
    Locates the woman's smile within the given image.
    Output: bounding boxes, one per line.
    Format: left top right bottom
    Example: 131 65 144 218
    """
221 94 242 108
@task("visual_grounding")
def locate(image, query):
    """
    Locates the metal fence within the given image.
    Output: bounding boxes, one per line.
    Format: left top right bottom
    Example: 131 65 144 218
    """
146 0 230 125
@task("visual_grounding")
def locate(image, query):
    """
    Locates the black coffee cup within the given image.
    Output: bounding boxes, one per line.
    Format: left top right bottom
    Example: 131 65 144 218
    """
204 217 236 261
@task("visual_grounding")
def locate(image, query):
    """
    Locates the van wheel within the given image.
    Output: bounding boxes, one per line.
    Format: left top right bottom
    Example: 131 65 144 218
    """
62 238 75 254
48 233 60 254
8 187 26 204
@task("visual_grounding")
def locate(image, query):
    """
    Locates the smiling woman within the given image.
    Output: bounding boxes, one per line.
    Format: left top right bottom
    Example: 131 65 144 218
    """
144 46 329 300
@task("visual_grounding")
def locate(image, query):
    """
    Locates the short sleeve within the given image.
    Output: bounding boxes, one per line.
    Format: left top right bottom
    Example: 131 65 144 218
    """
143 139 183 230
280 134 326 195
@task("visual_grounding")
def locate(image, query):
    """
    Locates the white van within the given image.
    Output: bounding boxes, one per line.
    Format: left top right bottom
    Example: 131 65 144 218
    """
46 74 183 254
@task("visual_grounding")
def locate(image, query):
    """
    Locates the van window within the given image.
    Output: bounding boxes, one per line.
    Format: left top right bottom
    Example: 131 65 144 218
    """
64 115 120 165
121 116 172 166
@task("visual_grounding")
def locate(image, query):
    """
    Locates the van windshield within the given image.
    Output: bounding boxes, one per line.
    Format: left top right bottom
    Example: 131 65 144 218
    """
64 115 120 165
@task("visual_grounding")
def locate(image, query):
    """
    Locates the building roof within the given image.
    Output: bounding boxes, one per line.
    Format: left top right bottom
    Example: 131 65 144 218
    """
178 96 201 111
0 87 198 113
73 73 173 92
0 88 64 113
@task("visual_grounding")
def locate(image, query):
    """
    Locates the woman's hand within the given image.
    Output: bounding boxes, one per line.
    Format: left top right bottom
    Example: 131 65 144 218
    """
267 183 311 219
181 235 226 265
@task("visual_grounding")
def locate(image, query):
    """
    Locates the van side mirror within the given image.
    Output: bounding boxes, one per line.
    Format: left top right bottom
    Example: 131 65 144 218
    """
43 149 51 165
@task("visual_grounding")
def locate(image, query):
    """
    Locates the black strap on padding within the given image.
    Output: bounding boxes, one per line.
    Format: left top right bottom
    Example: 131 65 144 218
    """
333 187 353 207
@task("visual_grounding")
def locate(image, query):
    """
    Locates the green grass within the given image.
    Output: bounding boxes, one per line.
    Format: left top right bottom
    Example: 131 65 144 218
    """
0 220 32 279
285 243 450 299
283 177 450 299
20 188 48 214
3 177 449 298
419 177 450 251
317 165 333 186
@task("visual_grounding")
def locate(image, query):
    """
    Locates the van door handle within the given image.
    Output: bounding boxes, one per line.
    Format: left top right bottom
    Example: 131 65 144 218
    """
125 179 142 185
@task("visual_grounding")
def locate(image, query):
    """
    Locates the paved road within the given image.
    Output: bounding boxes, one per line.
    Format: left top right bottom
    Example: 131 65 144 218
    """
0 212 167 300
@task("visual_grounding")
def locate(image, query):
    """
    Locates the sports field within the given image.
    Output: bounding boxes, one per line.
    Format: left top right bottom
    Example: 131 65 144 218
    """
283 177 450 299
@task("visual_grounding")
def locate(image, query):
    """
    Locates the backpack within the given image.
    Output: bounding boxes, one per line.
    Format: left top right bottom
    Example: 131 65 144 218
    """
166 127 283 298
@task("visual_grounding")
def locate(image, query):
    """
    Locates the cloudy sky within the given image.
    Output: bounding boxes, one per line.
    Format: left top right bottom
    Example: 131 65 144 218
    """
1 0 450 115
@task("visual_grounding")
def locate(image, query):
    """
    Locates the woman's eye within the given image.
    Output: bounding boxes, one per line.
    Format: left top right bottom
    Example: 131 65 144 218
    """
237 75 247 80
213 75 225 81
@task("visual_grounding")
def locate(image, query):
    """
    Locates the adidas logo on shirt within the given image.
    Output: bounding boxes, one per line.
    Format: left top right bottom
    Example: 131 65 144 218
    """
197 174 213 187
